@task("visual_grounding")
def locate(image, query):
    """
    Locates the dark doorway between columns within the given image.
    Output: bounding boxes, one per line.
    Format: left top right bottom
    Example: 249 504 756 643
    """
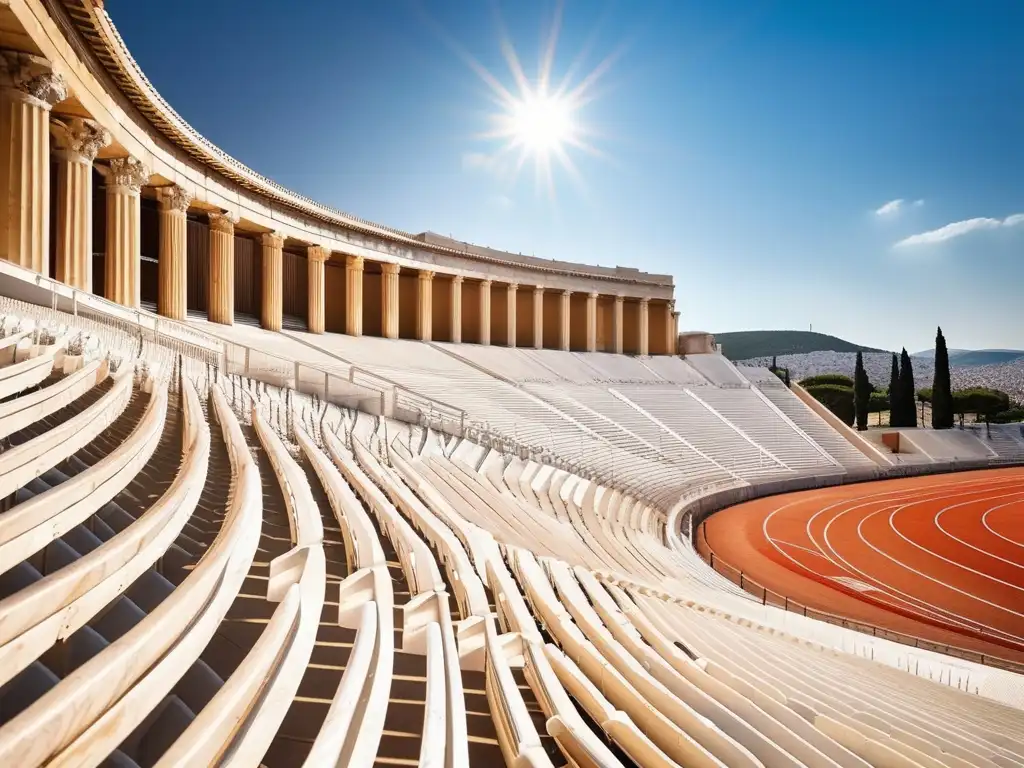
233 233 261 326
362 261 383 338
432 275 452 342
324 257 347 334
139 195 159 310
47 161 57 281
281 245 309 331
185 214 208 317
91 169 106 297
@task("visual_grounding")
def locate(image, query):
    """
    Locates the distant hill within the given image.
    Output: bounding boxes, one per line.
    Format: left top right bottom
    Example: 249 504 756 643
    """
912 348 968 360
913 348 1024 367
715 330 887 361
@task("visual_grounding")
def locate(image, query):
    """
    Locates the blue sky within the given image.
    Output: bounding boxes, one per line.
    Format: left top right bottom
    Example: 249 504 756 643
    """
110 0 1024 353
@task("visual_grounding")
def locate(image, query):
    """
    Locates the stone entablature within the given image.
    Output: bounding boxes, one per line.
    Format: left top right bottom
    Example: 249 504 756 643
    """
41 0 673 299
1 0 680 354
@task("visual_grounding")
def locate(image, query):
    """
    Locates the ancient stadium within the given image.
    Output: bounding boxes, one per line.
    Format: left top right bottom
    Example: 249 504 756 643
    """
0 2 1021 767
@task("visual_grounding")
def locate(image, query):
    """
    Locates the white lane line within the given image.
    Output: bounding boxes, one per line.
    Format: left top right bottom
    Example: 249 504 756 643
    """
924 489 1024 575
819 499 1023 644
982 500 1024 549
762 473 1024 642
765 494 992 634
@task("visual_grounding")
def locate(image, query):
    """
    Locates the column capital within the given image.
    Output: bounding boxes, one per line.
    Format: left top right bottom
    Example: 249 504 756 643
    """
508 283 519 292
0 52 67 109
562 289 572 297
639 296 650 305
381 262 401 276
671 310 680 320
51 117 110 164
534 285 544 295
419 270 435 281
308 245 330 263
157 184 192 213
589 291 599 299
614 294 625 304
480 279 492 289
452 274 464 285
346 254 364 270
208 211 239 234
107 157 150 195
262 231 285 248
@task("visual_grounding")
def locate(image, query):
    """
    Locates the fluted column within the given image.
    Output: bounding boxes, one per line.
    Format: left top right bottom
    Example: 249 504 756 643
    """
208 211 238 325
586 291 598 352
638 297 650 356
506 283 518 348
261 232 284 331
417 270 434 341
345 255 364 336
612 295 624 354
156 185 191 320
105 157 148 308
0 52 67 274
382 262 400 339
559 290 571 351
479 279 492 346
670 310 680 355
307 245 329 334
450 275 463 343
52 117 110 291
533 286 544 349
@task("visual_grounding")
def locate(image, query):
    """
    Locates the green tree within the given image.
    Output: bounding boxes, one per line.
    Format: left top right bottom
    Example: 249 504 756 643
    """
800 373 855 388
771 355 777 371
899 348 916 427
853 351 870 431
931 327 954 429
869 391 889 426
805 383 856 426
888 353 902 427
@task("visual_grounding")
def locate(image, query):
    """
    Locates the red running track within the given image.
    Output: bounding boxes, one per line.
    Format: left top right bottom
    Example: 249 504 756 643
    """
703 467 1024 664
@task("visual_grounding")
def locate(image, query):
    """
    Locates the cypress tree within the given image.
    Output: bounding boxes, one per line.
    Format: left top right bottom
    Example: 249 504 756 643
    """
888 352 902 426
771 355 777 372
931 327 954 429
899 348 916 427
853 351 870 431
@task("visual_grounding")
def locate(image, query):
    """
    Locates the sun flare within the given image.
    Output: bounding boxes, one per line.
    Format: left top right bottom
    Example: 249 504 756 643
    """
508 90 574 155
450 1 618 200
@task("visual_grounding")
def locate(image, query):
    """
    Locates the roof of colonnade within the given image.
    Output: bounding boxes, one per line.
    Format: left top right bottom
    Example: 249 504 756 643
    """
50 0 674 296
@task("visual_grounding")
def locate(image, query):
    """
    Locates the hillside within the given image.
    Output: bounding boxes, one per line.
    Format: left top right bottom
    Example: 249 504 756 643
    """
913 348 1024 366
716 330 887 361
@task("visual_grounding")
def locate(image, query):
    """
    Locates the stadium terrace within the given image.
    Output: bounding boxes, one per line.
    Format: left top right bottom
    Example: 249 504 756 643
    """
0 2 1021 767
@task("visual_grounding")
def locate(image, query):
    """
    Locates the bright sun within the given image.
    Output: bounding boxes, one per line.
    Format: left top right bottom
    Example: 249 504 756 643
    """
455 1 614 199
509 91 574 154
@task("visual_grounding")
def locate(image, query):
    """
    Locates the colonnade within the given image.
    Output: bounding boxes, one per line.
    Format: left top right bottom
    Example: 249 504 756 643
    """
0 49 678 356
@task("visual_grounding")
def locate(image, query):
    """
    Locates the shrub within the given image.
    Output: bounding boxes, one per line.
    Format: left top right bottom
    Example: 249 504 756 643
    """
916 387 932 403
954 388 1011 423
805 383 855 426
991 408 1024 424
800 373 854 388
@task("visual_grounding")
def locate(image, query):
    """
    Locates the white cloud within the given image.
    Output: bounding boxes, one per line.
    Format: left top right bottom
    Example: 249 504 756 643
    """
875 199 904 216
913 199 925 207
894 213 1024 248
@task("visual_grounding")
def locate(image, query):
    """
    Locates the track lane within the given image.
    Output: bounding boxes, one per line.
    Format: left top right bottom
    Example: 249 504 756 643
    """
704 467 1024 664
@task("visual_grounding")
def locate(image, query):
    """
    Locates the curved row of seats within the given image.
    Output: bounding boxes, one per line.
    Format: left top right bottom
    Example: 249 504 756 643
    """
0 308 1022 767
